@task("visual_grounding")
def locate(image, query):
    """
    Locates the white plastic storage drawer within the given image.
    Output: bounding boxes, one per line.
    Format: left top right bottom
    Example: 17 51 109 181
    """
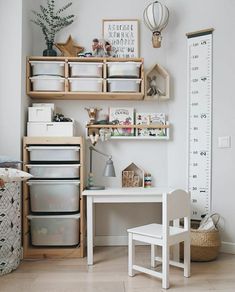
69 62 103 77
30 76 65 91
27 122 74 137
28 106 53 122
107 62 142 78
68 78 103 92
27 146 80 162
27 214 80 246
107 79 141 92
26 164 80 179
29 61 65 76
28 180 80 213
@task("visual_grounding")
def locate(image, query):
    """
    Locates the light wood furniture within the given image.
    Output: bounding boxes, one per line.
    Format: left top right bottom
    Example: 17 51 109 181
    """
86 122 170 140
82 187 182 266
23 137 85 259
145 64 170 100
127 189 191 289
26 57 144 100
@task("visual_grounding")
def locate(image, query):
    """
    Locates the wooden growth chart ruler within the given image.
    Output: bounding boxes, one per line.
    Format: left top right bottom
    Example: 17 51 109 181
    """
187 29 213 220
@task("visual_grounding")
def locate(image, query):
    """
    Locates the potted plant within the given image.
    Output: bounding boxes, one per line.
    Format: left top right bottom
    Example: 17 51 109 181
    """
31 0 75 56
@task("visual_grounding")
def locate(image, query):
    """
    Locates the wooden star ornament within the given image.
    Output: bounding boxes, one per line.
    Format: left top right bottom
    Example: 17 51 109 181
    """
55 35 84 57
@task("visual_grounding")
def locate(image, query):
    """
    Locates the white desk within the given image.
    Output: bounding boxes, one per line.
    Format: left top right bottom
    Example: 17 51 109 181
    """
82 187 176 265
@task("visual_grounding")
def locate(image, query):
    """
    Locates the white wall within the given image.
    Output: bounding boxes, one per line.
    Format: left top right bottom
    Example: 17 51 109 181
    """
29 0 235 251
0 0 32 160
22 0 33 139
0 0 23 159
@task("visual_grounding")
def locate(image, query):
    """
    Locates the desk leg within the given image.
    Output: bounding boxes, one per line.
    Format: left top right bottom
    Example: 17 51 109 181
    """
87 196 93 265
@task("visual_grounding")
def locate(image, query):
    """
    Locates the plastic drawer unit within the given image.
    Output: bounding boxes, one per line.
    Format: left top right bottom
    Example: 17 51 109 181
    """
68 78 103 92
27 146 80 162
30 76 65 91
69 62 103 77
107 62 142 78
28 180 80 213
26 164 80 179
27 214 80 246
107 79 141 92
29 61 65 77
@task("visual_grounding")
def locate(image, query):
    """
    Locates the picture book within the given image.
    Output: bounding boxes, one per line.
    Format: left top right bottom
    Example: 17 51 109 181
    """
136 113 166 137
109 107 134 136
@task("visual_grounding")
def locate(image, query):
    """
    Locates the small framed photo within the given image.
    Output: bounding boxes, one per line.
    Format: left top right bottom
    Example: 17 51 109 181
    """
103 19 139 58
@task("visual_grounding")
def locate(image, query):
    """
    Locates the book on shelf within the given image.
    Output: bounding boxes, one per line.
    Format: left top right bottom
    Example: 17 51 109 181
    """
109 107 135 136
136 113 166 137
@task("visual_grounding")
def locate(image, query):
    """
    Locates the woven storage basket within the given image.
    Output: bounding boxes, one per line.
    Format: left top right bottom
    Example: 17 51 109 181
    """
181 228 221 262
190 228 221 261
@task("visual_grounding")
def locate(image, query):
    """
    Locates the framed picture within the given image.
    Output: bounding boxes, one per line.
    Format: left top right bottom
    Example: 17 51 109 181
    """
103 19 139 58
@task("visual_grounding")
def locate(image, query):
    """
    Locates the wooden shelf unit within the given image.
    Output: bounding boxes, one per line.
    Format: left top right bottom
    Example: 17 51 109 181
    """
27 56 144 100
22 137 86 259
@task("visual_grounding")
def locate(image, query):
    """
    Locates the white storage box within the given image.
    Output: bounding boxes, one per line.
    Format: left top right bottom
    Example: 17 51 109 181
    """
29 61 65 76
107 62 142 78
69 62 103 77
26 164 80 179
32 103 55 111
68 78 103 92
27 122 74 137
107 79 141 92
27 214 80 246
28 180 80 213
30 76 65 91
28 107 53 122
27 146 80 162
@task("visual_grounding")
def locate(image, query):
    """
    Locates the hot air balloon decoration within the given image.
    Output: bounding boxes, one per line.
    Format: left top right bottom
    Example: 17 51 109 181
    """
143 1 169 48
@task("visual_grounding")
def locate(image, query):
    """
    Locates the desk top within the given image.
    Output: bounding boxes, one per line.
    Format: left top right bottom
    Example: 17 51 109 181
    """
82 187 173 196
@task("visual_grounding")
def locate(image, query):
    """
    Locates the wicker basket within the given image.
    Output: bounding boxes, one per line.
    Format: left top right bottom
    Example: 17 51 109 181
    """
181 228 221 262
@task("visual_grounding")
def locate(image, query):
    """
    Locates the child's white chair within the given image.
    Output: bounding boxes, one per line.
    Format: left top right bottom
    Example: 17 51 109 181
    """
127 189 191 289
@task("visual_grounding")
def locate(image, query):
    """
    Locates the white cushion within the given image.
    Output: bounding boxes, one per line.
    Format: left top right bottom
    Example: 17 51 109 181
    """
0 168 33 182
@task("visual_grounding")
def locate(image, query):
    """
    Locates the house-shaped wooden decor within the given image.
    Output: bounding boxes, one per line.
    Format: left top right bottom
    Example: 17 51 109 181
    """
122 163 144 187
144 64 170 101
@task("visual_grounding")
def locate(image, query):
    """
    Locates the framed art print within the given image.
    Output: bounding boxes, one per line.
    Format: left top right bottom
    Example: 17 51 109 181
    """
103 19 139 58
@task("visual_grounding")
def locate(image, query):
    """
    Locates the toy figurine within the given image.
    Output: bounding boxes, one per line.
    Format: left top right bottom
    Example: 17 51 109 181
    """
147 75 163 96
85 107 102 145
92 38 115 57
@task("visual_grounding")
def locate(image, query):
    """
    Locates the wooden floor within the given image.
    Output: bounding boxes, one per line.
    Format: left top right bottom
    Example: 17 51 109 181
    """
0 246 235 291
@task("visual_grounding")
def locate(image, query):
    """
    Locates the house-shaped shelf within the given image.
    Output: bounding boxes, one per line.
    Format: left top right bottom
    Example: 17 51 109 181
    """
145 64 170 101
122 163 144 187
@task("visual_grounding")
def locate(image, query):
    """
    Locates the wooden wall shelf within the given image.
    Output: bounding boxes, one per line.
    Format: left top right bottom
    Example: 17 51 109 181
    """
27 56 145 100
145 64 170 101
27 91 144 100
86 123 170 140
86 124 169 129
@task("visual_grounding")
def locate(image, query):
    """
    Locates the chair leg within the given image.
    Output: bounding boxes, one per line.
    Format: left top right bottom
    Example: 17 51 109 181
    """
184 239 191 278
162 244 169 289
128 233 135 277
151 244 157 268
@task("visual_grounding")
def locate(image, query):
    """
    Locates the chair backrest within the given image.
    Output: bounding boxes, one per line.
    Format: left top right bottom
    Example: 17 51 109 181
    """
162 189 191 234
